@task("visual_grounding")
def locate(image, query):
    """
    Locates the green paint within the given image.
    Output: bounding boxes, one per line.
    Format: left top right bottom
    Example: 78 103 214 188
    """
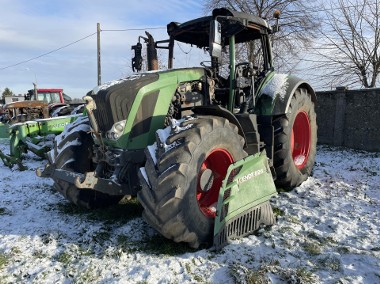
103 68 205 150
0 123 10 138
1 114 83 168
214 151 277 236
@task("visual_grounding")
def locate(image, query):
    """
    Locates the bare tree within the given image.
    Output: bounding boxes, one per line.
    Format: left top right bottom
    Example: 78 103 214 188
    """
310 0 380 89
203 0 321 72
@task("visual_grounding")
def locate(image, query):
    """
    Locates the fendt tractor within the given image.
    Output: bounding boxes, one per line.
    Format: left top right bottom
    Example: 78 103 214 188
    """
38 8 317 248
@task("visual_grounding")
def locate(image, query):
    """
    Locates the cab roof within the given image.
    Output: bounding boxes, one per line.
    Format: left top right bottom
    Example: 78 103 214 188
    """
167 8 271 48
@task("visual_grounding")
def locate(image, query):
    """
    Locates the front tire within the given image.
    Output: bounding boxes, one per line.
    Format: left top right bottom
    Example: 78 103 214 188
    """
138 116 247 248
48 116 123 209
273 88 317 189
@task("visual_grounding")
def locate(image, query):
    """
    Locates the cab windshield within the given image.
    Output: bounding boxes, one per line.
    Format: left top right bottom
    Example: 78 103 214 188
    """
37 92 61 103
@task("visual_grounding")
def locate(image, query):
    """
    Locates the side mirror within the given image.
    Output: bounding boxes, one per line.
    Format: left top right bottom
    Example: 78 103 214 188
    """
209 20 222 59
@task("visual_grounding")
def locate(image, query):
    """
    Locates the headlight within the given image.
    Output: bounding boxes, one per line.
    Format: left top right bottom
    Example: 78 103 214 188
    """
106 120 126 140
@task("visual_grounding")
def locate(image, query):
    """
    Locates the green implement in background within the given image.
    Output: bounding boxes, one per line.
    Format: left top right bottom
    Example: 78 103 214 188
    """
0 114 82 170
0 123 10 139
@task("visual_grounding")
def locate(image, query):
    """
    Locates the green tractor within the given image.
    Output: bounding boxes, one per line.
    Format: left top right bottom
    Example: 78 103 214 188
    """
38 8 317 248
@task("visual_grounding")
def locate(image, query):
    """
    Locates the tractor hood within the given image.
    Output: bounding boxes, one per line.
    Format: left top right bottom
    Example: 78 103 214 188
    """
88 68 206 149
89 72 160 133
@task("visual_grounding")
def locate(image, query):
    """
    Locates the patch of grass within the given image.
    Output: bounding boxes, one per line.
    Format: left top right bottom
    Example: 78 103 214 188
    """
74 264 100 284
56 198 143 224
272 207 285 217
295 267 316 282
307 231 321 241
371 247 380 251
0 253 9 269
90 198 143 223
92 230 111 245
337 246 350 254
307 232 337 246
304 241 322 255
10 247 22 256
193 274 205 282
261 264 318 284
118 233 197 256
317 255 342 271
229 263 268 284
278 226 297 234
185 262 192 273
32 249 48 259
56 252 72 265
287 215 301 224
245 271 269 284
0 208 7 215
56 202 90 215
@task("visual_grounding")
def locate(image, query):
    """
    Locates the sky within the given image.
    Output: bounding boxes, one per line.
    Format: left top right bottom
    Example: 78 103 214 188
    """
0 0 206 99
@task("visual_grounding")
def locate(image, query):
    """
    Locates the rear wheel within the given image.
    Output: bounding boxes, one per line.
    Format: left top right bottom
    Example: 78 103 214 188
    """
273 88 317 189
48 116 123 209
138 116 247 248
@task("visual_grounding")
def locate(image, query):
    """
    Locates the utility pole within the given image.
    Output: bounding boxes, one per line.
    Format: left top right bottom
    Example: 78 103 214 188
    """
33 82 38 100
97 23 101 86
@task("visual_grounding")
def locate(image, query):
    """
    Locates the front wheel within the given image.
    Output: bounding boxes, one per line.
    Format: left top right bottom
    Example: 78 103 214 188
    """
48 116 123 209
138 116 247 248
273 88 317 189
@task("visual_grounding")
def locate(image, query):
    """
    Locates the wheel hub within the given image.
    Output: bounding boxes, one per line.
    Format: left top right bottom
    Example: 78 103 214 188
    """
291 111 311 169
197 148 234 218
199 169 214 192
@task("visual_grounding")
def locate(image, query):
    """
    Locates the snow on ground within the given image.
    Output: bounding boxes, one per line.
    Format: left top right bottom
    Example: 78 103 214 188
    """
0 140 379 283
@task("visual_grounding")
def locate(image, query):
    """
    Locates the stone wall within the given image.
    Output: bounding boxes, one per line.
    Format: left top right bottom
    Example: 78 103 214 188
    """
316 87 380 152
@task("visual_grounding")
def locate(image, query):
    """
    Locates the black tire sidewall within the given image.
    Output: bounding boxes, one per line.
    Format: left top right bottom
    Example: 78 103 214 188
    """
180 121 247 243
51 118 123 209
275 89 317 187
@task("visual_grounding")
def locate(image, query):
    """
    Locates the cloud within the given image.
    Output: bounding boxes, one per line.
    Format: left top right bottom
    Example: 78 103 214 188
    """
0 0 204 98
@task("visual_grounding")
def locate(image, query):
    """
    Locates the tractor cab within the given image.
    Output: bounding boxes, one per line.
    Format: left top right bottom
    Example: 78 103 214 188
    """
167 8 275 74
133 8 278 113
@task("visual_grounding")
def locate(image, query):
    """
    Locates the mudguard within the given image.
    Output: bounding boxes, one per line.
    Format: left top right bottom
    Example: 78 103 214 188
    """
213 151 277 248
256 73 316 116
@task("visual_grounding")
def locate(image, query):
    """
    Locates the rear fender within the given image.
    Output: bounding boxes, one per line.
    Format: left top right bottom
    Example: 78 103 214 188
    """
256 74 316 115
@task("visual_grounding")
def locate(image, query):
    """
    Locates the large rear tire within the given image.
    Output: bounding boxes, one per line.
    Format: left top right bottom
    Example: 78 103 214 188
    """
273 88 317 189
138 116 247 248
48 116 123 209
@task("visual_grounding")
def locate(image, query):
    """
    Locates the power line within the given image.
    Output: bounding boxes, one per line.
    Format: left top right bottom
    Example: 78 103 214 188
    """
2 2 378 71
0 32 97 71
102 26 166 32
0 26 167 71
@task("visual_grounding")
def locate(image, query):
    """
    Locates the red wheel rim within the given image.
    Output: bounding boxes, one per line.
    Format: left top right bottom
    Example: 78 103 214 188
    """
197 148 234 218
291 111 311 169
